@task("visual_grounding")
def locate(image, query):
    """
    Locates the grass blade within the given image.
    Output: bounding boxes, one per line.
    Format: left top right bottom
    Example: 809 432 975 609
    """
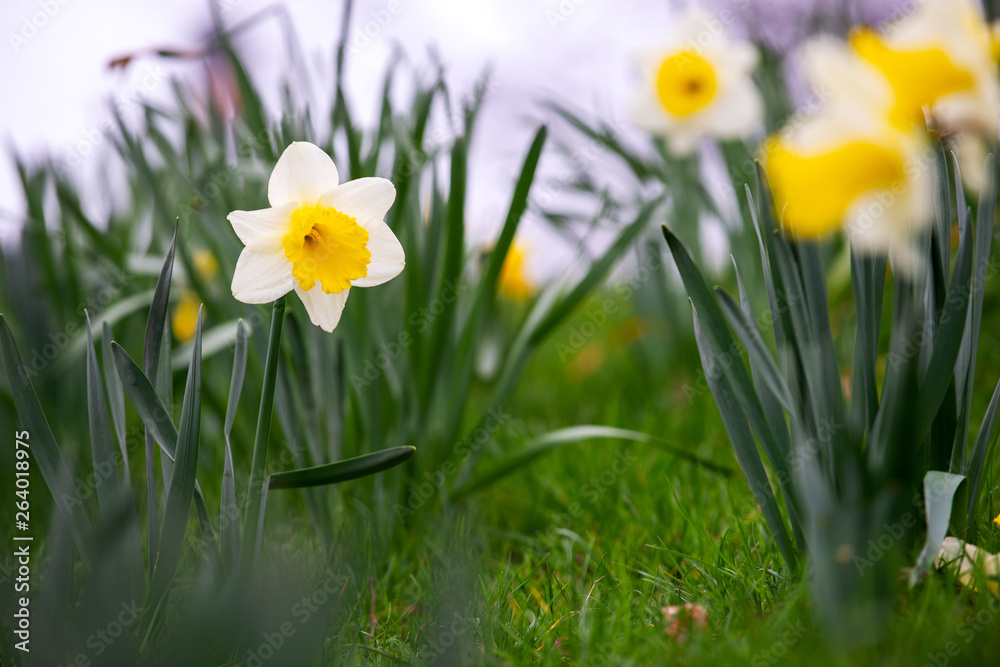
143 224 178 571
953 154 996 471
241 296 286 574
662 225 790 485
966 377 1000 527
85 313 123 523
101 321 128 473
529 197 660 346
448 426 732 502
152 307 203 598
716 287 795 414
111 341 217 547
221 320 249 573
422 136 467 402
0 316 93 565
691 307 796 568
100 321 145 594
917 185 973 445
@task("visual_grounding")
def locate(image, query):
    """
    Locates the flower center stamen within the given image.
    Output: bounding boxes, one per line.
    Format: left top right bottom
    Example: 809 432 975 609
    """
656 50 719 117
283 205 371 294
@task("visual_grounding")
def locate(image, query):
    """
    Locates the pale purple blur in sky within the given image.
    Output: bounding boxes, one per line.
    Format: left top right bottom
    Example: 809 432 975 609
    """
0 0 907 274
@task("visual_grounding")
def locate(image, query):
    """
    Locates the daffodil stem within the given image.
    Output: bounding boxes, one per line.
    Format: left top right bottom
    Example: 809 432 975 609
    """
240 295 286 573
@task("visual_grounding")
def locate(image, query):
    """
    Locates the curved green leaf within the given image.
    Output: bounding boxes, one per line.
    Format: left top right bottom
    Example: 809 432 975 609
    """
0 316 93 565
911 471 966 586
448 426 731 502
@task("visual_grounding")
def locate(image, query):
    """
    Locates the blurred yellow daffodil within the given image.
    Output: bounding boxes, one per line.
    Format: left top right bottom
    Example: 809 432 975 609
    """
850 0 999 134
227 142 405 332
498 240 535 300
193 248 220 282
631 10 762 155
172 293 202 343
762 39 934 270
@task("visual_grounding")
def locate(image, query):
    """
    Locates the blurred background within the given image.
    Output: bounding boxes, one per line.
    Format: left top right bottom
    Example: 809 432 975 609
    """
0 0 678 274
0 0 907 274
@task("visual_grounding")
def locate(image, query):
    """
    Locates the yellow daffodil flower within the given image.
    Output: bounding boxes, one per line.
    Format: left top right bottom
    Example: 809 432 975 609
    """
498 240 535 300
850 0 999 134
193 249 220 282
227 142 405 332
172 293 201 343
761 38 934 271
631 10 763 155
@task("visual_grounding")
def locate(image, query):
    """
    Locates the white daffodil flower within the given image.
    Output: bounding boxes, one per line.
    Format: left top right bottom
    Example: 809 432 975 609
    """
631 9 763 155
850 0 1000 135
228 142 404 332
763 38 935 273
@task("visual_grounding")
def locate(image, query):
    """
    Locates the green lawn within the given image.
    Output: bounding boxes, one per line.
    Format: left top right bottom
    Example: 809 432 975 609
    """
200 290 1000 666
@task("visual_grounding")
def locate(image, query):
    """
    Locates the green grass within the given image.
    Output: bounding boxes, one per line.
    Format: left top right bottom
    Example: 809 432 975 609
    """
188 290 1000 666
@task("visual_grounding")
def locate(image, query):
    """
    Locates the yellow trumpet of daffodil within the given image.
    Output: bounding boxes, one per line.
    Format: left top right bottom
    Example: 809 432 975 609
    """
498 240 535 301
850 0 999 134
172 293 202 343
761 39 934 270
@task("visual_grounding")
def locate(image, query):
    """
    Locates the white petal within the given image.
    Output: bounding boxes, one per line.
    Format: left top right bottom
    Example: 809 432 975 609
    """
231 248 294 304
228 203 297 253
697 80 763 140
319 177 397 226
800 37 892 122
268 142 340 208
352 219 405 287
725 42 759 76
672 9 725 44
630 91 675 134
295 285 350 332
